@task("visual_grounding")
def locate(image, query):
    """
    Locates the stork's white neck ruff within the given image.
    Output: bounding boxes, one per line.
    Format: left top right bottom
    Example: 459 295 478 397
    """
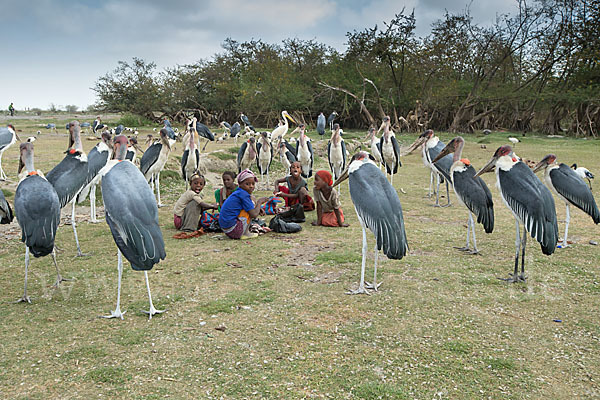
426 136 439 149
349 158 376 173
496 155 517 171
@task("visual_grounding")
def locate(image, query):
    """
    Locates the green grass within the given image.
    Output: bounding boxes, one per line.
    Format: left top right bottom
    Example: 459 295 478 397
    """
0 115 599 398
210 152 237 161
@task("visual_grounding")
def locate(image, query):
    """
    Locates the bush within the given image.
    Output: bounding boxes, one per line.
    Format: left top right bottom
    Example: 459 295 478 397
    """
117 113 153 127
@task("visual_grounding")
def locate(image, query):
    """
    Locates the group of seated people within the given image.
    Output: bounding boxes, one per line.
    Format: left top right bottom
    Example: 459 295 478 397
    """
172 161 348 239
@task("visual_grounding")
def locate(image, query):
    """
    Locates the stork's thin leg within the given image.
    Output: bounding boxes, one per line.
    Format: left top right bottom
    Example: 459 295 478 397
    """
440 180 451 207
519 228 528 282
0 156 6 180
150 174 155 195
434 176 441 207
455 213 472 252
142 271 165 319
347 218 369 295
202 139 209 152
560 204 571 248
51 248 71 287
469 213 480 255
365 242 382 291
156 173 164 207
500 219 521 282
71 199 89 257
425 171 434 198
102 249 126 319
15 246 31 303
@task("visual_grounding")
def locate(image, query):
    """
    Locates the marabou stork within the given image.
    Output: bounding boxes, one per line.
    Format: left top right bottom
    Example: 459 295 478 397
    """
327 123 346 192
296 124 313 178
230 122 242 144
405 130 453 207
92 117 107 134
181 125 200 188
333 151 408 294
241 113 255 132
237 136 258 173
46 121 91 257
366 127 383 169
570 163 594 190
327 111 338 131
101 135 166 320
278 139 297 171
271 111 296 144
432 137 494 254
190 119 215 151
0 124 20 180
256 131 273 185
140 122 176 207
14 142 63 302
317 112 326 136
379 117 401 185
76 131 113 223
125 136 143 164
0 188 14 224
533 154 600 248
475 145 558 282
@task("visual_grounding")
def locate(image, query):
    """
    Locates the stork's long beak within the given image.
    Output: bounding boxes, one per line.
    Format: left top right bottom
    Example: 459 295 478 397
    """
532 159 548 173
15 132 22 142
18 156 24 174
431 144 452 164
332 168 349 187
474 156 497 178
285 113 296 124
402 137 426 156
134 144 144 154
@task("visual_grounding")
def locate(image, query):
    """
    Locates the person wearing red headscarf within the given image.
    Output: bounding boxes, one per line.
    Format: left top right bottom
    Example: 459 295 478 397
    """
311 170 348 227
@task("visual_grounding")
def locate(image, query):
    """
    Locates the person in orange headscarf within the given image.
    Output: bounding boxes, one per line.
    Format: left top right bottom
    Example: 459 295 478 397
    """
311 170 348 227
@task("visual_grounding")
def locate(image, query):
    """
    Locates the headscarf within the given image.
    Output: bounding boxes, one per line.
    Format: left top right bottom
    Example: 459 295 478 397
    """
237 169 258 183
316 170 333 186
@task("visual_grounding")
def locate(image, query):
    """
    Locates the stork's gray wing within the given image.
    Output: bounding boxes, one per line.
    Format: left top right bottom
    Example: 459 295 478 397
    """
14 176 60 257
0 127 13 149
237 142 248 172
196 123 215 141
87 146 110 183
391 136 401 172
222 122 231 130
0 189 14 224
285 150 296 164
341 140 347 171
231 123 241 137
327 141 332 171
499 162 558 254
551 164 600 223
256 142 263 172
453 166 494 233
349 163 408 259
46 153 90 208
140 143 162 176
285 141 296 157
307 140 314 178
102 161 166 271
375 142 382 156
317 115 326 135
181 149 189 178
429 141 452 182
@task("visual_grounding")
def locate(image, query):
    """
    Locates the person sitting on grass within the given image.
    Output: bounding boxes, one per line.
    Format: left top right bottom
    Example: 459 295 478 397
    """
219 169 269 239
173 173 219 239
311 170 349 227
273 161 315 211
215 171 237 211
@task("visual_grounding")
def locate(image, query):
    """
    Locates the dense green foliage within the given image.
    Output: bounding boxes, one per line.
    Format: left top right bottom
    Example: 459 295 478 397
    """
93 0 600 136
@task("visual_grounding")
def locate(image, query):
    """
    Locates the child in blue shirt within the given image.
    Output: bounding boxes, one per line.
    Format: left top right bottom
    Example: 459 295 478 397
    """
219 169 268 239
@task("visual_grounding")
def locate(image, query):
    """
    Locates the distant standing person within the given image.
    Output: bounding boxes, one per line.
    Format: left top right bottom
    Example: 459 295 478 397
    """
8 103 14 116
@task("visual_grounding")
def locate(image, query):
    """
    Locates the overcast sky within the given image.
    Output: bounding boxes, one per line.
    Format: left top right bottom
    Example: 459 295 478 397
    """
1 0 517 111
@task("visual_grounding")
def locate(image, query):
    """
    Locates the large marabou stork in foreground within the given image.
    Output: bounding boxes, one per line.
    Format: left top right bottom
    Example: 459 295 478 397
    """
317 113 326 136
432 137 494 254
76 131 114 223
101 135 166 319
1 188 14 224
14 142 62 302
534 154 600 248
181 123 200 189
278 139 296 171
333 151 408 294
328 123 346 192
256 131 273 185
475 145 558 282
0 124 20 180
296 124 313 178
140 122 176 207
405 130 453 207
237 137 258 173
46 121 91 257
271 111 296 144
379 117 401 185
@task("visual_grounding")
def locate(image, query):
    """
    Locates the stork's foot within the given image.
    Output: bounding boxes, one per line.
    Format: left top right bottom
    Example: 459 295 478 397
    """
52 276 74 288
498 273 527 283
440 202 452 208
365 281 382 291
76 251 91 258
89 219 104 224
157 203 166 208
142 305 165 320
14 295 31 304
101 309 126 320
454 246 471 252
557 243 571 249
346 285 370 295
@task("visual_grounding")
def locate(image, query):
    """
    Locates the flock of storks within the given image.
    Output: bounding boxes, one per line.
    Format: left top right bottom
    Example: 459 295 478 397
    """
0 112 598 316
